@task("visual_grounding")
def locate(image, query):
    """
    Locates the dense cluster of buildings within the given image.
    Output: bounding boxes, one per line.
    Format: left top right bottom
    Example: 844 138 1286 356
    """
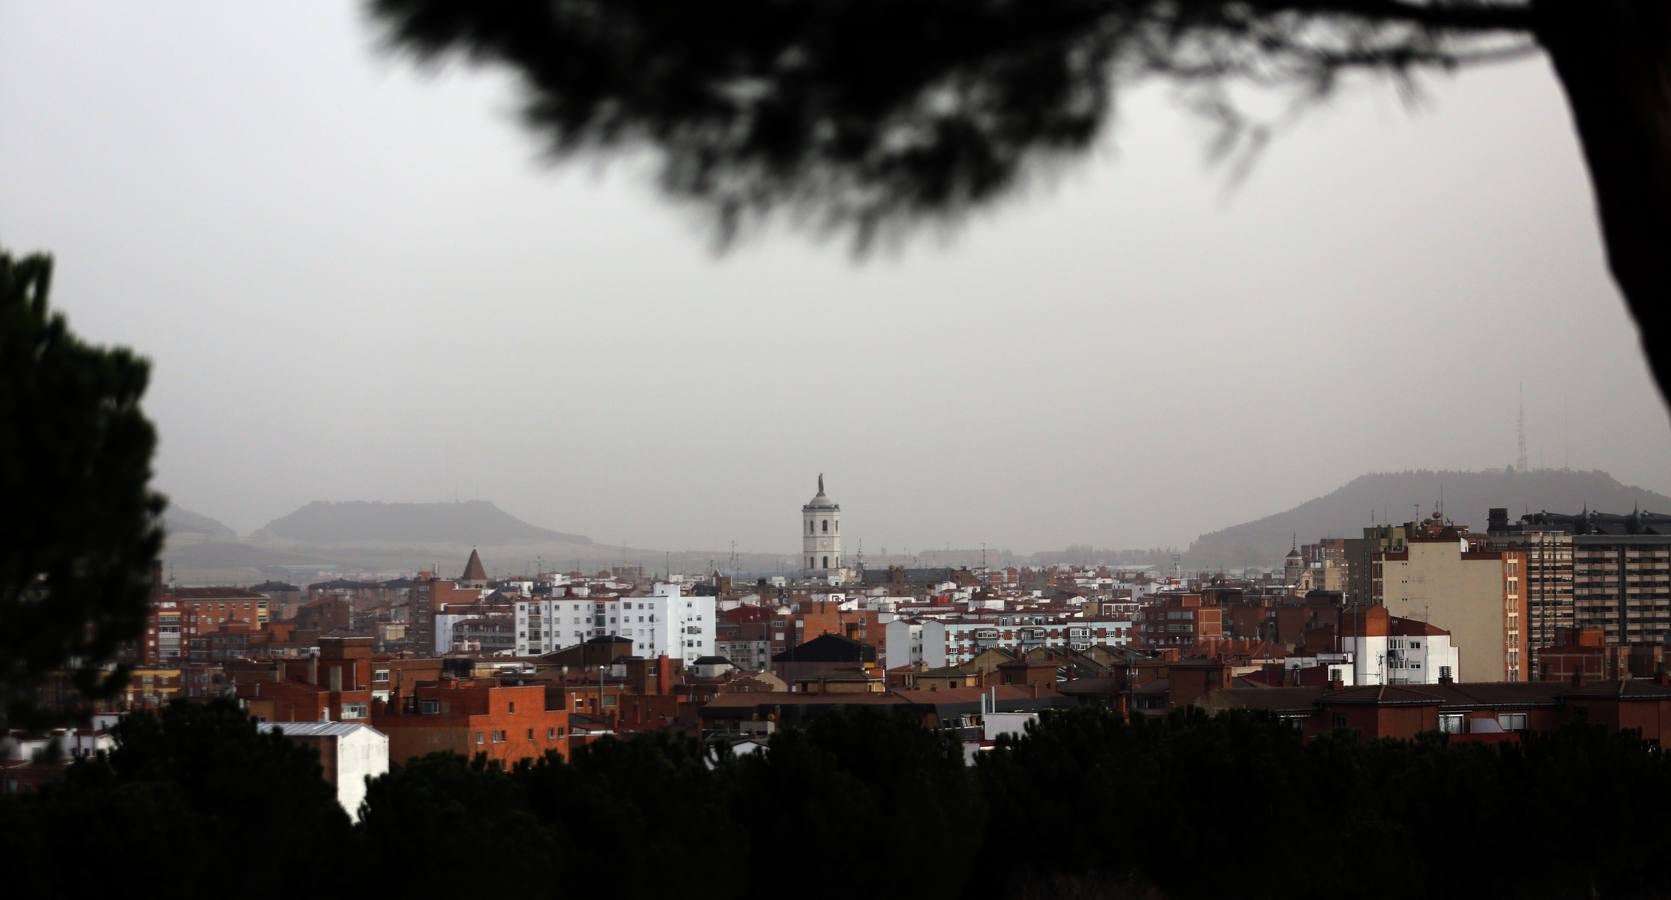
8 480 1671 806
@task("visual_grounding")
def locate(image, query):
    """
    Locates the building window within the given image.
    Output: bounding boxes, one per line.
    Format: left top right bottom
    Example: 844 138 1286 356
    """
822 519 828 533
373 669 390 683
474 732 484 744
1330 713 1347 730
1439 714 1464 734
420 700 440 715
1498 713 1528 732
527 728 534 740
493 730 507 743
823 556 829 569
547 728 556 740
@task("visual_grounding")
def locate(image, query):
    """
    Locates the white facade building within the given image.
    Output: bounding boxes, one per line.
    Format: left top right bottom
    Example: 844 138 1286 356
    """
257 721 388 823
514 583 715 664
1341 627 1461 685
884 619 926 668
916 616 1136 667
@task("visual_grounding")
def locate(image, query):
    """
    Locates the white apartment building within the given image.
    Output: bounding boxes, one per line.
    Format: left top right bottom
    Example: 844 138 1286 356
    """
883 619 926 668
895 616 1136 668
515 583 715 664
257 722 388 823
1337 606 1462 685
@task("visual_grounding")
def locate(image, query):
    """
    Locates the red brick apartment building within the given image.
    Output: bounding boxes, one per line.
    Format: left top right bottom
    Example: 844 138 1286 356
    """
236 636 376 723
139 586 271 666
1534 626 1669 684
373 678 569 766
1139 593 1223 649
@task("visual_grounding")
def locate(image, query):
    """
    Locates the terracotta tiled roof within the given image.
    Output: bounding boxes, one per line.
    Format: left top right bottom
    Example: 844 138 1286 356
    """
1388 617 1448 637
1558 679 1671 700
1210 686 1324 713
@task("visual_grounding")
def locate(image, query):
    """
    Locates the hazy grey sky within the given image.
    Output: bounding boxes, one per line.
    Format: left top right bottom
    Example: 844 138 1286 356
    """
3 1 1667 555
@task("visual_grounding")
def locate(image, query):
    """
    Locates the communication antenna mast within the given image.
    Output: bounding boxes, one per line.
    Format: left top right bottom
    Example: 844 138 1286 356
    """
1517 382 1530 473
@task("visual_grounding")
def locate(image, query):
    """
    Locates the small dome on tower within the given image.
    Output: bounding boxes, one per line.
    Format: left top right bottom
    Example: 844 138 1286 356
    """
805 473 838 508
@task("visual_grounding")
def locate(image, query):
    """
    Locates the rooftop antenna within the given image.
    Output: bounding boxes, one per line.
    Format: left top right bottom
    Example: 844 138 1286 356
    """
1562 392 1570 470
1517 382 1529 473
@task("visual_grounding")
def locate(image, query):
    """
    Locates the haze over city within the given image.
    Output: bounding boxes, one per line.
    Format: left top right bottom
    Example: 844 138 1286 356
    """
14 4 1671 896
3 2 1667 556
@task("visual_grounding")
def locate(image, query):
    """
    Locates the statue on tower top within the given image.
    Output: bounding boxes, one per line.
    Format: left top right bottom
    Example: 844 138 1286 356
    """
818 473 824 495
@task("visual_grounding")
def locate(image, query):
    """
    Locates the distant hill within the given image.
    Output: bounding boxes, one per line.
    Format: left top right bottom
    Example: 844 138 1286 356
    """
251 500 590 547
1186 469 1671 570
163 506 238 541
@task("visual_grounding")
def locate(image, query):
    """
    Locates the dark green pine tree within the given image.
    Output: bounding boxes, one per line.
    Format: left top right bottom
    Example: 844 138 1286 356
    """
0 248 166 722
2 699 354 899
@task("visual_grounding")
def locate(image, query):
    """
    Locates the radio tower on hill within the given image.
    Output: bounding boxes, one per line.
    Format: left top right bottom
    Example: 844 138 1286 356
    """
1517 383 1529 474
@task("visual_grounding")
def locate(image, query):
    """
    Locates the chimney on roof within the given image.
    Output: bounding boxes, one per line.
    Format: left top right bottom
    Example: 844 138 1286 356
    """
1438 672 1453 686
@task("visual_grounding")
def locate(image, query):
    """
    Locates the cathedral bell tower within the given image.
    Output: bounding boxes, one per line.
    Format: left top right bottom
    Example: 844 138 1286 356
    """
801 474 843 581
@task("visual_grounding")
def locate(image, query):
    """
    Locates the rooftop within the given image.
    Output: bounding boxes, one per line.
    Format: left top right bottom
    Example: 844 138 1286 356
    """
257 722 384 739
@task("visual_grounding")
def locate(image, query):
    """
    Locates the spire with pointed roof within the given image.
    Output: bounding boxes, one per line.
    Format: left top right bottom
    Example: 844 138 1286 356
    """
461 547 488 586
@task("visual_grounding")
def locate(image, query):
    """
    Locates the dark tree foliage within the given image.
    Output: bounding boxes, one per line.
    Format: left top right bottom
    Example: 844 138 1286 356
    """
724 708 983 900
6 702 1671 898
364 1 1671 407
512 730 726 896
977 707 1671 898
360 751 551 894
0 249 165 722
0 700 351 899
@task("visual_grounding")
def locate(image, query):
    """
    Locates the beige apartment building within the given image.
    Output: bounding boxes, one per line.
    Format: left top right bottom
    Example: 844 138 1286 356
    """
1372 527 1526 682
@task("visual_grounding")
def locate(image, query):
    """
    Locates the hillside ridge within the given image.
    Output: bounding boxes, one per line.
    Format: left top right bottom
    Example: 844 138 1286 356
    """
1186 469 1671 569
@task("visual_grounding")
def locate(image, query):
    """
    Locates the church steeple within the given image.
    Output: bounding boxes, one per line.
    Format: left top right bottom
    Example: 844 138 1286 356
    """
461 547 488 587
801 475 843 581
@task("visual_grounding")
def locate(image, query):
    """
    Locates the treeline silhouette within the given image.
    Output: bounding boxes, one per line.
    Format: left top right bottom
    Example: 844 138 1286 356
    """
4 700 1668 898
